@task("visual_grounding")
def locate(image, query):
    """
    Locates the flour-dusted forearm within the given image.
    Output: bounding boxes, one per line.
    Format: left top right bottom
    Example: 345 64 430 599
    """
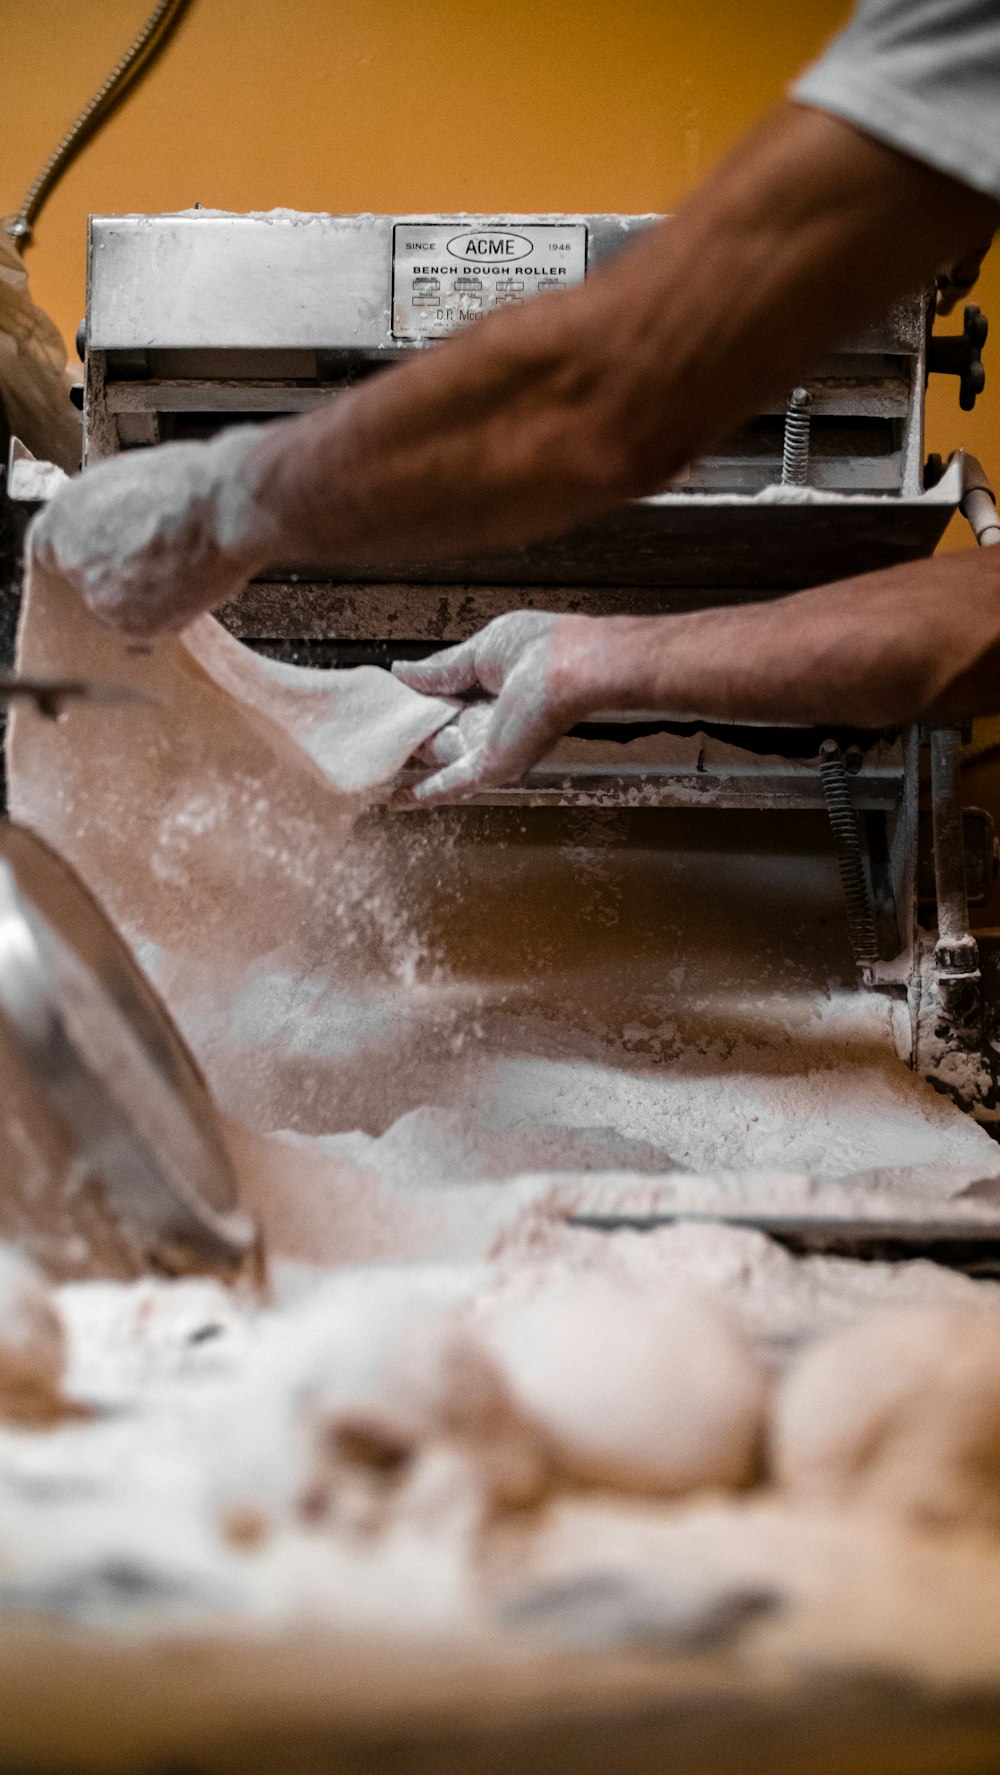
248 102 998 571
588 552 1000 729
34 102 999 638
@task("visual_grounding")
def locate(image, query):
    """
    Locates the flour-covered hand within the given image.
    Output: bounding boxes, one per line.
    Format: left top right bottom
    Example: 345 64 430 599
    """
392 611 594 802
29 427 283 640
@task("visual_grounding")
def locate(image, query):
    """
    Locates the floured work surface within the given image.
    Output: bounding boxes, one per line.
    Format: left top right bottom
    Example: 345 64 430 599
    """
9 559 1000 1770
5 1256 1000 1774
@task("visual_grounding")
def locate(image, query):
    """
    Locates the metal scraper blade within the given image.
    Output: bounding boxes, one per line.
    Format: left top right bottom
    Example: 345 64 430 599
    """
0 822 256 1276
567 1210 1000 1277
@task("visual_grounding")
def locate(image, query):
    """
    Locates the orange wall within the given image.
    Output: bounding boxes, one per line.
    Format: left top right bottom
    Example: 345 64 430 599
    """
2 0 997 537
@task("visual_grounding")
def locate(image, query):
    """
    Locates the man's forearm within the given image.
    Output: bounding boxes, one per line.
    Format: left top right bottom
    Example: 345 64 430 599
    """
553 550 1000 730
249 102 997 571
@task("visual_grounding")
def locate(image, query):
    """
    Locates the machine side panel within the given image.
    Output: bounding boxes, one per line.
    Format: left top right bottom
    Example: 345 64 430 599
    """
248 482 959 593
88 215 396 351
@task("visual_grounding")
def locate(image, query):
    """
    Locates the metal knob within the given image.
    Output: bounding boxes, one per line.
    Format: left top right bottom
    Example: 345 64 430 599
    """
928 304 988 411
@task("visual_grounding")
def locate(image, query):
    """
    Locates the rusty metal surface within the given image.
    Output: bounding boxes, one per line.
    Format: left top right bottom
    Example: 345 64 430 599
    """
233 472 960 602
218 489 957 643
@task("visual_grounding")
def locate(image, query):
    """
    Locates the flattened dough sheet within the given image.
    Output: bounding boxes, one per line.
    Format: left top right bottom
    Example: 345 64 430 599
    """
8 560 455 963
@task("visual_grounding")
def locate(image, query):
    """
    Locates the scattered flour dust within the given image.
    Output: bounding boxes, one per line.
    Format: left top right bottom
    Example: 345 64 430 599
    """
10 554 1000 1220
8 553 1000 1721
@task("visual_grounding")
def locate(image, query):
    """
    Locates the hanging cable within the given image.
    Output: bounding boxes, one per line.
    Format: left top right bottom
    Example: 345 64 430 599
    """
6 0 194 253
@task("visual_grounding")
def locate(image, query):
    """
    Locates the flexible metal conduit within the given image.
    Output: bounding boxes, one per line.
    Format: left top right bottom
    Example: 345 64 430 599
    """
7 0 194 252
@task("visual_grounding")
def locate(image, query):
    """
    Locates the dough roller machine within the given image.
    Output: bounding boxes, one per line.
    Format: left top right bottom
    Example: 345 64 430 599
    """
3 207 1000 1120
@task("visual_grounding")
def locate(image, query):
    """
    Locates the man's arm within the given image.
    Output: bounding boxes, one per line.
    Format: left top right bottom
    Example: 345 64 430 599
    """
251 102 996 565
34 102 998 636
393 549 1000 802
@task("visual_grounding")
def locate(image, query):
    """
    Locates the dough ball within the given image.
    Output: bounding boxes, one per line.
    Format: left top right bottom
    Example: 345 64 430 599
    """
0 1242 66 1422
302 1295 551 1523
773 1306 1000 1529
480 1276 766 1497
210 1265 543 1535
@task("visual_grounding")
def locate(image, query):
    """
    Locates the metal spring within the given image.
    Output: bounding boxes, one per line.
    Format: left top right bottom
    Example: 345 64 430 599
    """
781 387 812 487
819 745 880 967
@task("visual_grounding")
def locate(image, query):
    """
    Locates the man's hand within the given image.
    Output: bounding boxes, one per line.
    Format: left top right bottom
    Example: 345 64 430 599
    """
392 612 592 802
394 542 1000 805
29 427 282 640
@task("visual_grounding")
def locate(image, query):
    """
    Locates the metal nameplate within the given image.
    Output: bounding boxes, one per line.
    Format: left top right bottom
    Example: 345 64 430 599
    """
392 220 588 340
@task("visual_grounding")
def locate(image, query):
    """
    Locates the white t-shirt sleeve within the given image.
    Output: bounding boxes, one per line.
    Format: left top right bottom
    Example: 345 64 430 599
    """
791 1 1000 200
